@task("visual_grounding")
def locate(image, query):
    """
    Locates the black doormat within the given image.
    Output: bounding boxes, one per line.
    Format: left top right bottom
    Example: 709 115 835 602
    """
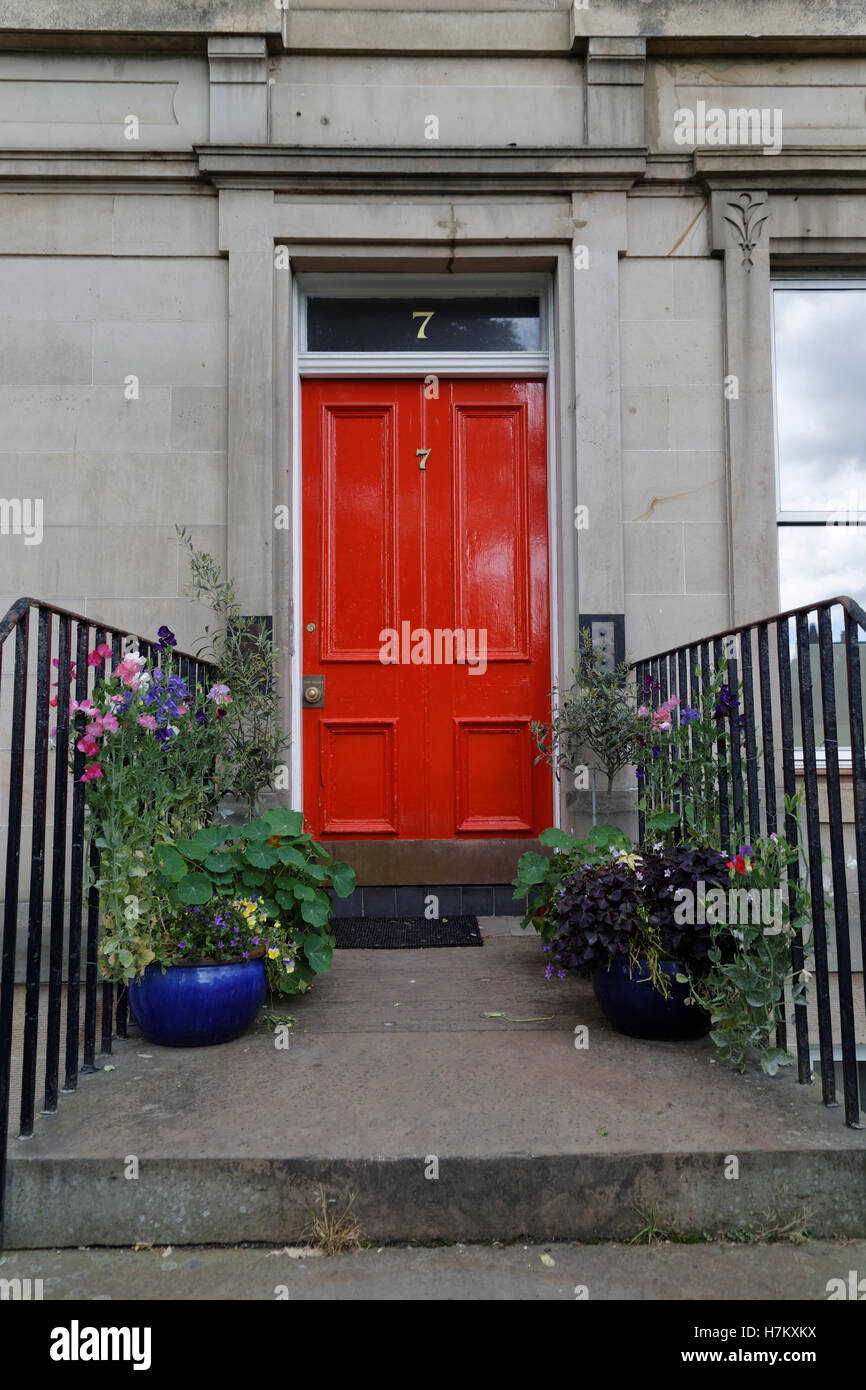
332 915 483 948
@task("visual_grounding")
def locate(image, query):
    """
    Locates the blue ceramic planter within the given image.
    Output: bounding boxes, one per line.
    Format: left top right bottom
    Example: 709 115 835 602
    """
591 957 711 1041
128 957 267 1048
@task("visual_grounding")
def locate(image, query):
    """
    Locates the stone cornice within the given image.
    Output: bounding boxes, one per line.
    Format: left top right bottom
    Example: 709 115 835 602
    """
3 2 866 50
0 151 202 186
694 147 866 193
195 145 647 194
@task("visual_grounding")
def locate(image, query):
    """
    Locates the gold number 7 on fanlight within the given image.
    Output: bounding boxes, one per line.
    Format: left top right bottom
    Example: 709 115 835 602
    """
412 310 435 339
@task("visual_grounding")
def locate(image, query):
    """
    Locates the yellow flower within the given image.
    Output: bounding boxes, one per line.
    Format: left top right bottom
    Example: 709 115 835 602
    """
284 962 295 974
267 948 280 960
613 849 643 872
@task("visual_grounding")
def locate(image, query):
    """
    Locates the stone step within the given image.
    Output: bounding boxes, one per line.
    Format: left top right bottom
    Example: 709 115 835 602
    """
5 933 865 1247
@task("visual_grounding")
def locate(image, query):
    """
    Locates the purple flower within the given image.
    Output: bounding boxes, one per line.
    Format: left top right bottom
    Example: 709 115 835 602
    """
544 964 554 980
242 951 249 960
156 625 177 651
195 709 206 725
557 969 566 979
739 844 754 858
636 768 646 784
714 684 739 721
680 707 699 724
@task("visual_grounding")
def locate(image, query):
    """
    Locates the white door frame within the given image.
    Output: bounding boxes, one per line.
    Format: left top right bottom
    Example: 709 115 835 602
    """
290 270 562 832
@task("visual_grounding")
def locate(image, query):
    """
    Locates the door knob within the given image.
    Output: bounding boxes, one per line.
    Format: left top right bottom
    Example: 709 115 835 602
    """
303 676 324 708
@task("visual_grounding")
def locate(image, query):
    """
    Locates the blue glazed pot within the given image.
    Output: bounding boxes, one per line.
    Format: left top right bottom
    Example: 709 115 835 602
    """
591 957 711 1041
128 957 267 1048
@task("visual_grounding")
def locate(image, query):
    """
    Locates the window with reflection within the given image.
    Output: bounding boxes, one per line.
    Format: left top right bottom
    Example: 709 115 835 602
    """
773 284 866 615
773 284 866 762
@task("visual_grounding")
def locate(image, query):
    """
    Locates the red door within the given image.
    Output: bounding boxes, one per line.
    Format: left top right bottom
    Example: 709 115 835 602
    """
301 378 551 839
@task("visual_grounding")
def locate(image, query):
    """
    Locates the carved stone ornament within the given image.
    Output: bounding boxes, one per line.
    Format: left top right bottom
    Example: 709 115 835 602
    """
723 193 769 271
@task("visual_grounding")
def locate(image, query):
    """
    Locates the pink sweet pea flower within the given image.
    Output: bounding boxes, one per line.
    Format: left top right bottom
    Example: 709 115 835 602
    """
80 763 104 783
137 715 158 731
70 697 95 714
85 719 104 738
77 734 100 757
101 713 119 734
114 659 142 690
637 705 649 718
87 643 113 667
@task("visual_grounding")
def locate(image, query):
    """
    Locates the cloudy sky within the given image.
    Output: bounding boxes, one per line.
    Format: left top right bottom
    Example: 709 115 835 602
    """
773 287 866 616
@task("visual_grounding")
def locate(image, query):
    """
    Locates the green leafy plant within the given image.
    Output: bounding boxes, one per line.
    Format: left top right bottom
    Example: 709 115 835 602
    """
511 823 630 942
67 632 231 979
101 805 355 994
637 658 752 852
546 842 730 998
178 526 289 813
532 628 645 795
689 819 814 1074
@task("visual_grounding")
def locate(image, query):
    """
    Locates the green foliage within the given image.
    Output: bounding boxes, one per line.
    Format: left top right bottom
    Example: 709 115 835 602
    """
688 814 814 1074
637 658 752 852
510 823 630 942
74 643 229 978
178 526 289 811
100 806 355 995
532 628 645 793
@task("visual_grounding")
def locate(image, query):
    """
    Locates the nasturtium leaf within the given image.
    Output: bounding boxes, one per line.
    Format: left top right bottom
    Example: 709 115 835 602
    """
176 837 210 862
303 861 331 882
276 844 307 870
303 934 333 975
156 845 187 881
301 898 331 928
245 844 279 869
263 807 305 838
329 862 356 898
539 827 577 851
175 873 213 906
240 819 272 840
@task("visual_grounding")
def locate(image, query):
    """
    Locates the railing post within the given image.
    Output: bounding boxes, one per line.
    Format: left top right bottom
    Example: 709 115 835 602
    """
795 611 837 1106
0 612 30 1245
818 606 861 1126
20 608 51 1134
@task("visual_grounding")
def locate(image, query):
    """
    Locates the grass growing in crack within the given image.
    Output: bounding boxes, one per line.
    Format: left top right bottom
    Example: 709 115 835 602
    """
725 1201 813 1246
629 1188 813 1248
302 1187 365 1256
629 1203 665 1245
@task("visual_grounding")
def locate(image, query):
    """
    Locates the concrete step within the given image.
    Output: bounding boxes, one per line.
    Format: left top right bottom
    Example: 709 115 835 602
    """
5 933 866 1247
4 1240 866 1302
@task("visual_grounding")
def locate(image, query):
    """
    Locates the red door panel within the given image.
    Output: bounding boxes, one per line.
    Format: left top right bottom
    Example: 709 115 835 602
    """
302 377 550 840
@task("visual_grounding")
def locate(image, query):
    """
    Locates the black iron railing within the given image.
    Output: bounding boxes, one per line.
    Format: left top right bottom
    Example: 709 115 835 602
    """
0 599 216 1246
633 595 866 1129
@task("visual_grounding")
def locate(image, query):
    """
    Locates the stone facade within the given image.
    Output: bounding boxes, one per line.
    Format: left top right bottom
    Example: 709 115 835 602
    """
0 1 864 841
